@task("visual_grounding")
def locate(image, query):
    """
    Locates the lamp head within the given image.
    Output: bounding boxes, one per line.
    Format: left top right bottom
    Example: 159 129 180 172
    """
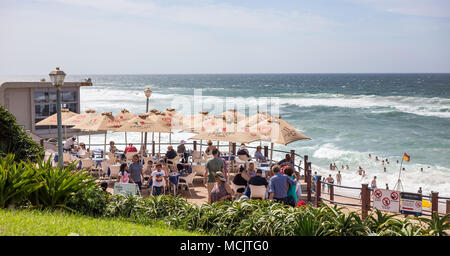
49 67 66 88
144 87 152 98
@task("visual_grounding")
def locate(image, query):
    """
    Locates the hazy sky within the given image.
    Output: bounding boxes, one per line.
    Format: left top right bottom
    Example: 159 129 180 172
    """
1 0 450 75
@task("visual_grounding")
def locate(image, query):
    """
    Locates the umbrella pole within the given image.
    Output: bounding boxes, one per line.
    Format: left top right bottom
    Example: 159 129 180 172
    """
140 132 143 150
169 133 172 145
200 140 202 154
158 132 161 156
104 131 107 159
270 142 274 164
125 132 127 146
228 142 231 182
152 132 154 155
88 132 91 152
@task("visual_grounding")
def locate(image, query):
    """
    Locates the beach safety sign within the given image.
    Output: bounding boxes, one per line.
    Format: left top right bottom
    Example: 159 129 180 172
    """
373 189 400 213
114 182 140 196
400 192 422 216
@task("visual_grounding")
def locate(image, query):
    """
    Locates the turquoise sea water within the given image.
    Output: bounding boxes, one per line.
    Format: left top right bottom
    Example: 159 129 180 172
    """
2 74 450 196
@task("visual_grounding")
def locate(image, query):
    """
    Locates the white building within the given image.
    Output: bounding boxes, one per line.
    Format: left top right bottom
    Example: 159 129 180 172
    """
0 79 92 138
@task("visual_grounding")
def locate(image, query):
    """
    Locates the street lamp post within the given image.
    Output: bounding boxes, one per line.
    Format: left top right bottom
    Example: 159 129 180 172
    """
144 87 152 150
49 67 66 168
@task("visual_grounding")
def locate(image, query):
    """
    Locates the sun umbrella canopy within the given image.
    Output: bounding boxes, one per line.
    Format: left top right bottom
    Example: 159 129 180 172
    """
189 131 260 144
218 109 248 125
62 109 98 126
71 112 121 131
115 114 172 133
237 111 272 130
161 108 185 130
182 111 214 133
114 109 137 122
35 109 78 126
249 116 310 145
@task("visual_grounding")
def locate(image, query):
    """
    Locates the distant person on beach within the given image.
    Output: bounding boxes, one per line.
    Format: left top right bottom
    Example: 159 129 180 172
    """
368 154 372 159
396 160 399 164
336 171 342 185
418 187 422 194
356 166 363 175
326 174 334 193
386 184 389 190
381 160 385 165
371 176 377 189
420 168 423 172
375 156 379 161
386 159 389 164
341 165 344 170
384 167 387 173
321 177 326 192
361 170 366 178
346 165 349 170
329 163 333 170
402 168 405 171
333 163 338 170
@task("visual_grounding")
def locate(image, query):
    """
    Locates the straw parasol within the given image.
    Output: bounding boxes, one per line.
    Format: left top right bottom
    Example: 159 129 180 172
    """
114 109 138 146
161 108 185 144
249 116 310 163
62 109 98 149
71 112 122 155
35 108 78 140
116 113 172 156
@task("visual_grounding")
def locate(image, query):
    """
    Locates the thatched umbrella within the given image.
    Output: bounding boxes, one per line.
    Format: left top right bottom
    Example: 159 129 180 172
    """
62 109 98 149
35 108 78 140
249 116 311 163
114 109 137 146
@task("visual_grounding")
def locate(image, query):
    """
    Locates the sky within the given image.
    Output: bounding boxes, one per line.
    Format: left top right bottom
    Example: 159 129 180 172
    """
0 0 450 75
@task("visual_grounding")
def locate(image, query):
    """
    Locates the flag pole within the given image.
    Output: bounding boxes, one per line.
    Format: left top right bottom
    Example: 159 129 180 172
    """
394 156 404 191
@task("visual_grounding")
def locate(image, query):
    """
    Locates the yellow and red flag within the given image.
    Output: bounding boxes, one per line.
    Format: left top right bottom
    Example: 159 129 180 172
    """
403 152 410 162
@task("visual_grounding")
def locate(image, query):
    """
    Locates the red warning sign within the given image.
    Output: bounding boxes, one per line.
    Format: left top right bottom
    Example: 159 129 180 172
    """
391 191 399 201
382 197 391 206
374 189 383 198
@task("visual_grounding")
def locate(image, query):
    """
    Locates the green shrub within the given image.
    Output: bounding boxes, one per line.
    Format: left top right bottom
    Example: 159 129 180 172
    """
0 105 44 162
0 155 42 208
66 185 111 217
34 157 97 209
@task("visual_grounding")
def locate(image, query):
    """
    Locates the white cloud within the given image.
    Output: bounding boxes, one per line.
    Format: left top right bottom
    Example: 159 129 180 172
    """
356 0 450 18
48 0 335 32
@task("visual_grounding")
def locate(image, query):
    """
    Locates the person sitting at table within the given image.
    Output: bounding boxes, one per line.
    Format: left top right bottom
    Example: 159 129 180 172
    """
232 166 249 194
109 141 121 153
244 169 269 198
210 172 234 203
76 142 87 157
205 140 216 155
165 146 177 163
247 162 257 176
254 146 266 162
124 143 138 154
177 140 187 163
278 154 294 168
63 136 77 152
237 144 250 158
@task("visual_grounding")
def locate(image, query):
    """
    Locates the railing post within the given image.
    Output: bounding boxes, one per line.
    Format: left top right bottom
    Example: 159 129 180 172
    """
361 184 370 221
315 175 322 207
193 141 197 151
232 143 236 155
290 150 295 164
40 139 44 147
152 141 155 156
264 146 268 159
431 191 439 218
446 200 450 221
330 183 334 204
306 168 312 202
304 155 308 182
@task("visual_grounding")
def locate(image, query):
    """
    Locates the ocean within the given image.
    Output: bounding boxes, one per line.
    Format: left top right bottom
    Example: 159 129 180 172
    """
3 73 450 196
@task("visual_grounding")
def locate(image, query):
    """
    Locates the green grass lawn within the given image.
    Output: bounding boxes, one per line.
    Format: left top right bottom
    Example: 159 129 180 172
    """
0 209 204 236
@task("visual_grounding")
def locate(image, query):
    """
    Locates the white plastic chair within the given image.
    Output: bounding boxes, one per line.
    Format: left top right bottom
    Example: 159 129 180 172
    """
249 184 267 200
231 182 246 199
191 151 203 163
126 152 136 162
109 164 121 180
178 171 197 196
80 159 94 171
63 153 73 164
100 161 110 179
192 164 206 177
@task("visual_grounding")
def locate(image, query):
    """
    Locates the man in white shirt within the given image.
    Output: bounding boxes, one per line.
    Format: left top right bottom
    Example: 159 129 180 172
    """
63 136 77 152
